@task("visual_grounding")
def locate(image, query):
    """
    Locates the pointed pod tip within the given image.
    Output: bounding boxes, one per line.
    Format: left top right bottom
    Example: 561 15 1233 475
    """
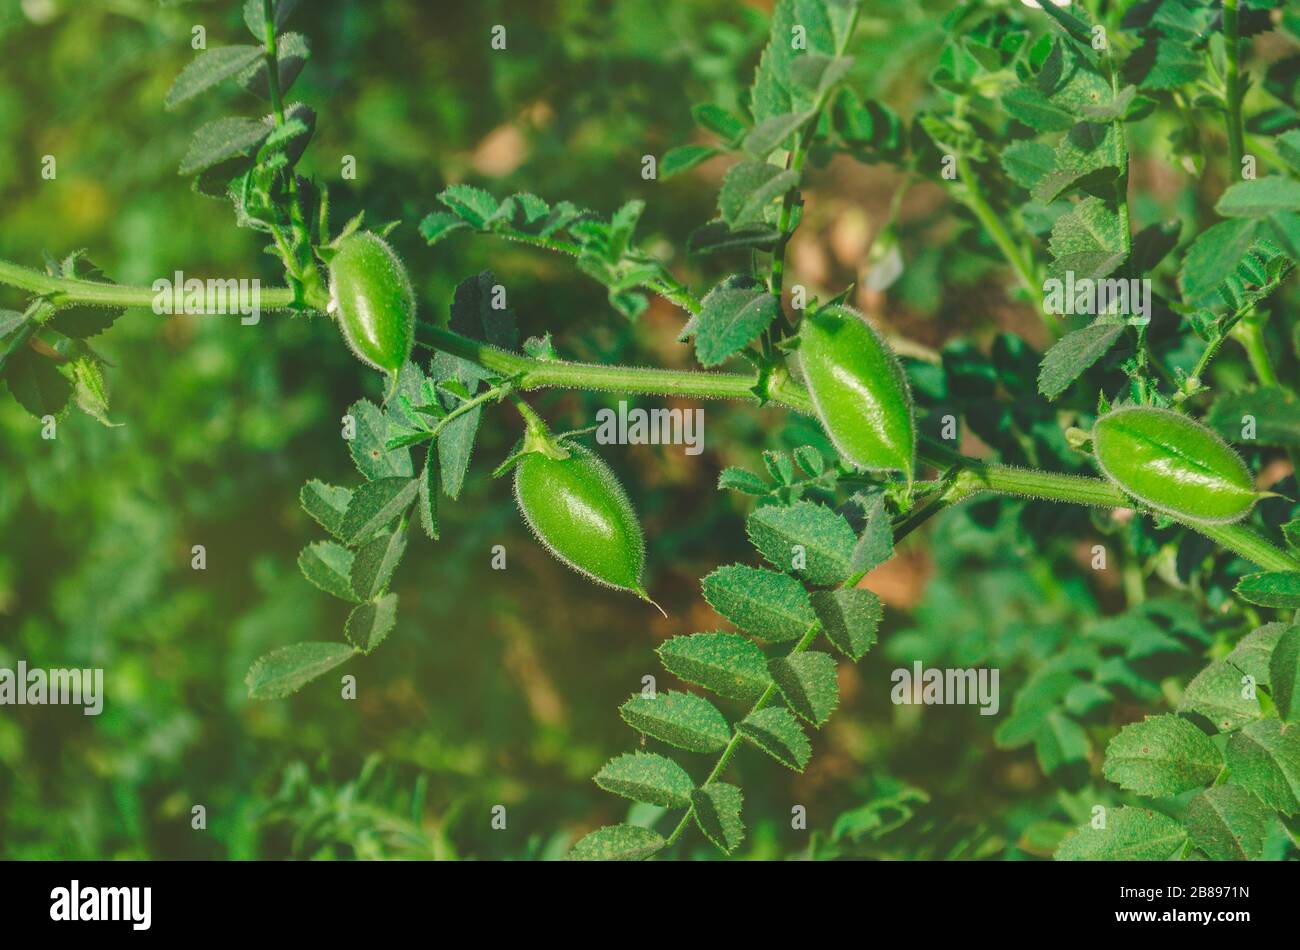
635 586 667 618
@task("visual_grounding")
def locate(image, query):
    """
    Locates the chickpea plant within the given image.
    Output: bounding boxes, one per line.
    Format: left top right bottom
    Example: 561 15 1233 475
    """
3 0 1300 860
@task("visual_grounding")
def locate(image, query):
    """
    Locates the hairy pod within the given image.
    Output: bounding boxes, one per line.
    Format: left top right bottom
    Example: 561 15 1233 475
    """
798 304 915 479
1092 406 1262 524
327 231 415 375
514 441 648 598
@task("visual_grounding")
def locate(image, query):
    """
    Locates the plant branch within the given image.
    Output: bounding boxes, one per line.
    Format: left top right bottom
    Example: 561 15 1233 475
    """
1222 0 1245 173
769 4 861 305
663 621 822 849
2 258 1293 571
0 258 299 310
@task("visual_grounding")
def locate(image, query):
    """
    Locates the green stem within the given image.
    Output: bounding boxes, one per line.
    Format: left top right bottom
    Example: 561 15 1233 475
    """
1 261 1294 571
769 4 860 304
262 0 322 304
0 257 298 310
1223 0 1245 173
404 381 513 447
1232 317 1278 386
952 154 1041 304
663 621 822 849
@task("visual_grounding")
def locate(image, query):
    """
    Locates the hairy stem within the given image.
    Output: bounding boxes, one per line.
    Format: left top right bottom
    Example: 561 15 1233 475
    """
1222 0 1245 173
0 258 298 310
1 261 1294 571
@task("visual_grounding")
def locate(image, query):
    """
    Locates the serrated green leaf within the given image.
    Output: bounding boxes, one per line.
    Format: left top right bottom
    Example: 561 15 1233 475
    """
1037 321 1125 400
762 450 794 485
656 633 773 702
1225 719 1300 815
1055 806 1187 860
1029 123 1123 204
298 541 359 602
687 219 782 255
1185 785 1273 861
246 641 356 700
1046 196 1126 283
1206 386 1300 446
1215 176 1300 218
620 691 730 754
717 467 769 495
1178 660 1260 733
417 442 439 540
692 102 747 143
165 45 265 110
238 31 310 100
769 651 839 726
1178 218 1259 307
350 527 407 600
743 110 812 158
793 445 824 476
419 211 471 246
737 705 811 771
1271 626 1300 725
1001 84 1075 132
5 348 71 419
178 116 269 176
338 477 418 546
566 823 666 861
1235 571 1300 609
243 0 300 38
347 398 413 480
810 587 880 660
718 162 800 227
690 279 780 367
702 564 816 641
1101 714 1222 796
747 500 855 586
1000 140 1057 189
344 593 398 654
1226 623 1286 688
662 145 718 179
300 480 352 540
438 184 500 229
594 752 694 808
691 783 745 854
849 493 893 575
